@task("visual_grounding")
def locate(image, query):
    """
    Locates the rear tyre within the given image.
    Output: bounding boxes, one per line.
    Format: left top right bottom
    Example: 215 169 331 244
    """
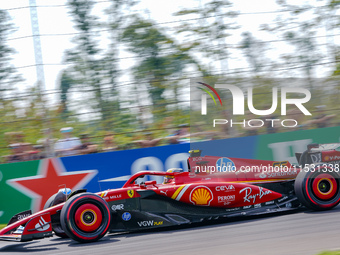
60 193 111 243
294 164 340 210
44 194 68 238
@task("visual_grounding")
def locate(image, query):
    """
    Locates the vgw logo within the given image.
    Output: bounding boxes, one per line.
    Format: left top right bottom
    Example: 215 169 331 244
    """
197 83 312 128
137 220 163 227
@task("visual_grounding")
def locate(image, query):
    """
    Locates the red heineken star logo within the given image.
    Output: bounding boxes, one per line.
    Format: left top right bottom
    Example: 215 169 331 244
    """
7 158 97 212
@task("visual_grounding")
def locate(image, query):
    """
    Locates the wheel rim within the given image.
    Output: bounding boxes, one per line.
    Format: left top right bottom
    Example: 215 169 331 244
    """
74 203 103 232
312 173 338 200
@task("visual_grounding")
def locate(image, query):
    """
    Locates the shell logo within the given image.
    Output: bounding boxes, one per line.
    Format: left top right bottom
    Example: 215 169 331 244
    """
189 186 213 206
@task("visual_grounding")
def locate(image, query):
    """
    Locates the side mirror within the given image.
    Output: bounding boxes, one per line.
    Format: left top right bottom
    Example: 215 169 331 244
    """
145 180 157 186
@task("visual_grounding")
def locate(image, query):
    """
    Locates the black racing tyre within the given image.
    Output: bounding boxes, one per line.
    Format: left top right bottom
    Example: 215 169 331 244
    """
60 193 111 243
294 164 340 211
44 193 68 238
298 150 309 168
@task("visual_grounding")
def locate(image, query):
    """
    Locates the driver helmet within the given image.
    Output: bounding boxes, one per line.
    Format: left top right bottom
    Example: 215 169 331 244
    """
163 168 183 184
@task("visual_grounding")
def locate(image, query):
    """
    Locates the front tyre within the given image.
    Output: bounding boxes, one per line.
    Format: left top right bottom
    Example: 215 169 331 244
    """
294 164 340 210
60 193 111 243
44 193 68 238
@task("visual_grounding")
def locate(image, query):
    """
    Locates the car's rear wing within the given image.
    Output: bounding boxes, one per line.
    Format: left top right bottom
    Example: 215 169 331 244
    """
308 143 340 152
295 143 340 167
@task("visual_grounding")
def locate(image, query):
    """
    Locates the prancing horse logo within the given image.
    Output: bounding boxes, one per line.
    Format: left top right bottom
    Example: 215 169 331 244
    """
127 190 134 198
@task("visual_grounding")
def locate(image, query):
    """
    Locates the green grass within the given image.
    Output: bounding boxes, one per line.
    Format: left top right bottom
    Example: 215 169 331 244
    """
0 224 6 230
318 252 340 255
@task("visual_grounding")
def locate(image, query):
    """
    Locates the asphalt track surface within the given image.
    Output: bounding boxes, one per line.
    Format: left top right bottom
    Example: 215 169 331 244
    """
1 206 340 255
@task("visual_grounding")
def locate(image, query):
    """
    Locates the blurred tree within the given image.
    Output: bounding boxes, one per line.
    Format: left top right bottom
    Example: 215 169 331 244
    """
121 15 195 121
101 0 138 129
0 9 23 157
58 70 73 118
332 47 340 76
283 24 321 90
64 0 108 127
240 32 268 76
260 2 323 90
174 0 238 75
0 9 22 100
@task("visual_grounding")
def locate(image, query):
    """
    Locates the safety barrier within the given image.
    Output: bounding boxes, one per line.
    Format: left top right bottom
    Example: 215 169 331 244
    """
1 126 340 223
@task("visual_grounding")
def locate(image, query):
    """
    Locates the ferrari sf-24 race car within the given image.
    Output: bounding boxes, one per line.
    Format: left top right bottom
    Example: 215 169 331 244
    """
1 143 340 243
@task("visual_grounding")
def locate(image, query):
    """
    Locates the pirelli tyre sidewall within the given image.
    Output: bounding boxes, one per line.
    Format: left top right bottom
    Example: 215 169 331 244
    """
295 164 340 210
60 193 111 243
44 193 68 238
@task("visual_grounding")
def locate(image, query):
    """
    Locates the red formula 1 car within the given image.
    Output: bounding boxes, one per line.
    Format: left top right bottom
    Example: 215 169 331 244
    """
1 145 340 243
